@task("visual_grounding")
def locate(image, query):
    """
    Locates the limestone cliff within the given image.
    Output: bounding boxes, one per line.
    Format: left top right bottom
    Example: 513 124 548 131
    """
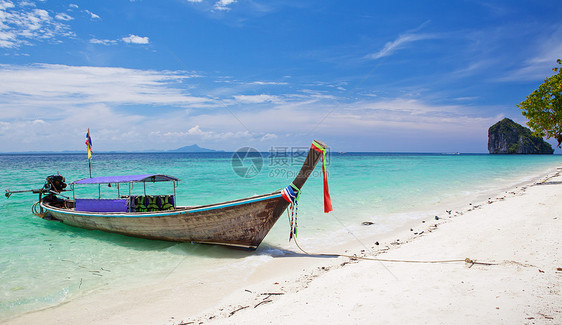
488 118 554 154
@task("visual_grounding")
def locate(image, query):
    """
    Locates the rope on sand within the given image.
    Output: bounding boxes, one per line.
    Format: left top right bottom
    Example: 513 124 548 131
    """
288 211 496 267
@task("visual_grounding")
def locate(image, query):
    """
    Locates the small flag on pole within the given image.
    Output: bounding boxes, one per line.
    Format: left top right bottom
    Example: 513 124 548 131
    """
85 129 93 160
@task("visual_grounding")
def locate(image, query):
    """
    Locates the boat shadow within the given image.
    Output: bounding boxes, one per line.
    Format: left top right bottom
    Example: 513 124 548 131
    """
255 244 340 259
165 242 341 259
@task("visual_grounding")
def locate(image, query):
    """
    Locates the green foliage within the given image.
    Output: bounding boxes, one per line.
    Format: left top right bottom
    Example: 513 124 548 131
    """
518 59 562 147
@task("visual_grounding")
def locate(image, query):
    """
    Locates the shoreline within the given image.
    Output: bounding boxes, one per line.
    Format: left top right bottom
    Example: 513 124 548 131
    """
5 167 562 324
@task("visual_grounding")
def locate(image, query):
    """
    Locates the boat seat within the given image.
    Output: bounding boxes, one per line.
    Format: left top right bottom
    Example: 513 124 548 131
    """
146 196 159 212
158 195 174 210
75 198 128 212
129 195 174 212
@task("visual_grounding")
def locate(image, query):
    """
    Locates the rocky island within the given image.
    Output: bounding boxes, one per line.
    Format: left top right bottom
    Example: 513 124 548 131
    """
488 118 554 154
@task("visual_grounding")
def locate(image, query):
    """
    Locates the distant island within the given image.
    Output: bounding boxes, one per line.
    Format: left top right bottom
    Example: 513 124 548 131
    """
488 118 554 154
0 144 223 154
168 144 223 153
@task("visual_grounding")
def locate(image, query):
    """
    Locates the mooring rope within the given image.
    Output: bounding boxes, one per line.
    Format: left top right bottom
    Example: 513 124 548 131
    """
286 211 496 266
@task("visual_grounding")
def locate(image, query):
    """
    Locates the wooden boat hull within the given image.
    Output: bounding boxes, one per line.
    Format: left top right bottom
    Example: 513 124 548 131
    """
40 193 290 249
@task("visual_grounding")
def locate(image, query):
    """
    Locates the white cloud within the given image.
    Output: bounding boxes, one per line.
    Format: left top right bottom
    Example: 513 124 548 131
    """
170 93 496 145
366 32 436 60
55 12 73 21
497 35 562 82
161 125 253 140
84 9 100 20
0 103 148 150
0 3 74 48
246 81 288 86
89 38 118 45
0 63 499 152
0 64 209 111
90 35 151 46
186 125 206 136
0 64 221 151
122 34 149 44
0 1 14 10
214 0 236 11
260 133 277 141
354 98 460 115
233 94 280 104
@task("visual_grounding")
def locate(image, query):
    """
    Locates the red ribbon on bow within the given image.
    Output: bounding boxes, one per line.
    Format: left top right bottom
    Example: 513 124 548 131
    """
311 141 333 213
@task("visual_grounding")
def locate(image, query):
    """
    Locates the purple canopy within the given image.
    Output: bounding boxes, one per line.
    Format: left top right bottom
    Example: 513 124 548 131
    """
72 174 180 185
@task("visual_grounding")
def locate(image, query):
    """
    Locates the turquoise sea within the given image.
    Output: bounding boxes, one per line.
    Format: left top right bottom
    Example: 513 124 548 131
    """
1 151 561 320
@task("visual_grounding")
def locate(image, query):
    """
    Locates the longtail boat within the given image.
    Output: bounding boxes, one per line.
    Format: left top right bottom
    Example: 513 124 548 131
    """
5 140 331 249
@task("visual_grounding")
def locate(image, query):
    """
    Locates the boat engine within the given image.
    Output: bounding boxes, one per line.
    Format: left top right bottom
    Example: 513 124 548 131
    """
44 175 67 194
4 174 67 200
39 174 68 208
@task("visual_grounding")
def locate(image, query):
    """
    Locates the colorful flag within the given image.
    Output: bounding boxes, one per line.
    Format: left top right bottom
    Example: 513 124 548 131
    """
311 141 332 213
85 129 93 159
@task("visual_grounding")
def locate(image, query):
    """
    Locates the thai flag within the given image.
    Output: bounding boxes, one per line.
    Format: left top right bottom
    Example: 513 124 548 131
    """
85 129 93 159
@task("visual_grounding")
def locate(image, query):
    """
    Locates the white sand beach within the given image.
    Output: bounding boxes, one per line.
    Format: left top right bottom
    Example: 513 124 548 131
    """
6 168 562 324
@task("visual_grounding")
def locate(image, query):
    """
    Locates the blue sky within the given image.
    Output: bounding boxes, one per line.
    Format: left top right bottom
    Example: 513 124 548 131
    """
1 0 561 153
